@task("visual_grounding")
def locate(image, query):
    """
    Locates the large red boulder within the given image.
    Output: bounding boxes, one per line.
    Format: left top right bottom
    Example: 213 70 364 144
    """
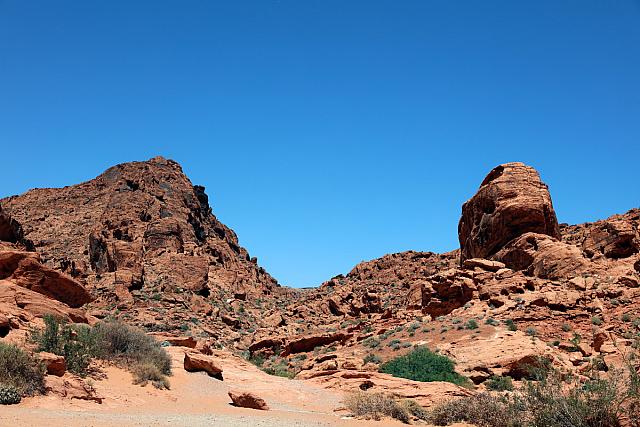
458 162 561 264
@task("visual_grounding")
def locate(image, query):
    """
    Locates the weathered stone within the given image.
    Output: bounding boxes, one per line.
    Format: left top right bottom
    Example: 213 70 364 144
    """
183 352 223 380
462 258 506 272
459 162 560 263
39 352 66 377
228 390 269 410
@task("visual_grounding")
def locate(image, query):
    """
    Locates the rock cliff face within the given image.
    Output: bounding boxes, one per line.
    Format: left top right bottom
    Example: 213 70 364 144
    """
458 162 561 264
1 157 279 302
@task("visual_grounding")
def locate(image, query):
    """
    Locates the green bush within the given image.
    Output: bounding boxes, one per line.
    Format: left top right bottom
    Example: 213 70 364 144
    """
504 319 517 331
0 385 21 405
591 315 603 325
31 316 171 384
0 342 45 396
486 375 514 391
465 319 479 330
262 359 294 379
31 316 98 376
379 347 469 386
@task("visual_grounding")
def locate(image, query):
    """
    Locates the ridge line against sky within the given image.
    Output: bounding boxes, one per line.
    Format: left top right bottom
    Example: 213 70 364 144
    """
1 1 639 287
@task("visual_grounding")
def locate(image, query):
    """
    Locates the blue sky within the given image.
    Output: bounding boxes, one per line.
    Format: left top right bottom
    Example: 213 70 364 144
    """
1 1 639 287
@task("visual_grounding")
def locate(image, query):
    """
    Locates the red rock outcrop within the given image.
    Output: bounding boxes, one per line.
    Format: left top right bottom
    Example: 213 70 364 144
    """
493 232 589 280
0 250 92 308
228 390 270 410
458 162 561 264
183 351 224 380
1 157 278 300
39 352 67 377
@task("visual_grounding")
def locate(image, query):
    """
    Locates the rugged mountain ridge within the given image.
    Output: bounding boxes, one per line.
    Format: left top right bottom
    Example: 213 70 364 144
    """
2 157 640 411
2 156 278 298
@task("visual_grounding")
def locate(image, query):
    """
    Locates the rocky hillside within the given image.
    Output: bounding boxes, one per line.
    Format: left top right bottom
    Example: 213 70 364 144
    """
245 162 640 391
2 157 278 295
2 157 640 412
1 157 281 341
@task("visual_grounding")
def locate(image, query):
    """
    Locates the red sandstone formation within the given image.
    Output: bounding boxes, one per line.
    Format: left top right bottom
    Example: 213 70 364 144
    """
458 162 561 263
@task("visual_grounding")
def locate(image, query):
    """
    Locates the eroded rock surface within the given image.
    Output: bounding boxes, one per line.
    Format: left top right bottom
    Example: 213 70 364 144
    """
459 162 560 263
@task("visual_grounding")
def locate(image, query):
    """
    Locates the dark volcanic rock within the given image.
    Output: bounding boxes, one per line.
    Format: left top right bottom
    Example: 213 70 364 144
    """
458 162 560 264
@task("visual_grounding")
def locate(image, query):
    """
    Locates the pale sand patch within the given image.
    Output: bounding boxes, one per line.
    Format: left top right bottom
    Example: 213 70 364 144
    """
0 347 406 427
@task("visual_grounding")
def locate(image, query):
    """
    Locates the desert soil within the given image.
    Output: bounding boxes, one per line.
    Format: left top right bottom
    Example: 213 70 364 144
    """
0 347 404 427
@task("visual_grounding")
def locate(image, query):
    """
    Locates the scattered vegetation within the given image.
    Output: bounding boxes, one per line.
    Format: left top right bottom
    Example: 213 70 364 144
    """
427 358 640 427
485 318 500 326
31 315 96 376
591 315 603 326
344 391 410 423
379 347 470 386
486 375 514 391
31 316 171 388
465 319 479 330
261 359 295 379
0 342 45 397
364 354 383 365
131 362 170 390
525 327 538 337
363 337 381 348
504 319 517 331
0 385 21 405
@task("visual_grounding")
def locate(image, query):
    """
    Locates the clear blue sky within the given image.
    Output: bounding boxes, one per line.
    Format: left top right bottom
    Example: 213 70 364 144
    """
1 1 639 287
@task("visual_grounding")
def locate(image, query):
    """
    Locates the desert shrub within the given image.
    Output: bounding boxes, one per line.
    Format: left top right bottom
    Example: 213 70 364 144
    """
31 315 98 376
428 392 516 427
519 371 619 427
0 342 45 396
94 321 171 375
131 362 170 390
379 347 469 386
591 315 603 325
401 399 429 420
428 392 519 427
31 317 171 384
525 327 537 337
505 319 518 331
363 354 382 364
247 354 265 367
363 337 381 348
344 391 409 423
428 361 640 427
407 322 421 333
465 319 479 330
0 385 21 405
485 318 500 326
388 338 401 347
561 323 572 332
263 360 294 379
486 375 514 391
